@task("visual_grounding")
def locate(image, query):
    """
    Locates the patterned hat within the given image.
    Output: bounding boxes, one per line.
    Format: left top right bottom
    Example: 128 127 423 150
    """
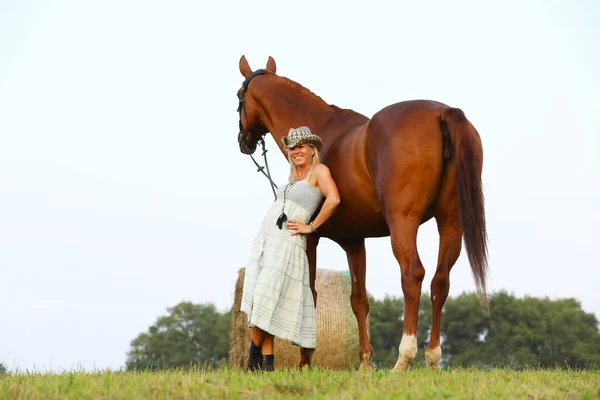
281 126 323 151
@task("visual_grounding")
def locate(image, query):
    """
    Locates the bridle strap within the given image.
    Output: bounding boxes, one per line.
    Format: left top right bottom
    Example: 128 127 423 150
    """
249 138 278 200
237 69 278 201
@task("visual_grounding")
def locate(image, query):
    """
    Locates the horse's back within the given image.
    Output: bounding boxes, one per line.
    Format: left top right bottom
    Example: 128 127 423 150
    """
368 99 449 135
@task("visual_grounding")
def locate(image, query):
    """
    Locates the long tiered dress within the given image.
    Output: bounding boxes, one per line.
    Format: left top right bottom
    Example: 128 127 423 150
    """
241 178 325 349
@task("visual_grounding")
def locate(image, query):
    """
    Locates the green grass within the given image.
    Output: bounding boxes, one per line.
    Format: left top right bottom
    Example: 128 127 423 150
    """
1 367 598 399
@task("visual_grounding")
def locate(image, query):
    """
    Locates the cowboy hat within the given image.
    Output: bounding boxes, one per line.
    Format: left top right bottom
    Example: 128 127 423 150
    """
281 126 323 151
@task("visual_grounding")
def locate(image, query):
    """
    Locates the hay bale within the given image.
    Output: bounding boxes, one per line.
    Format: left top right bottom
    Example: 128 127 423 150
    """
229 267 361 370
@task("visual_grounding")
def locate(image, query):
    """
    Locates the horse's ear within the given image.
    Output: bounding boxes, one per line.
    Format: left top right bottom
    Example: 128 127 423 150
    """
266 56 277 74
239 55 252 78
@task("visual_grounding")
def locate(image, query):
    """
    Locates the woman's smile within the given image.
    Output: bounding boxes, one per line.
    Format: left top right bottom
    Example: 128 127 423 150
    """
289 144 313 167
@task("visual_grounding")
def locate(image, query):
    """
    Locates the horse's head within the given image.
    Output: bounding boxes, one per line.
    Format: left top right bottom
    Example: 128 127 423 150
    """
236 55 277 154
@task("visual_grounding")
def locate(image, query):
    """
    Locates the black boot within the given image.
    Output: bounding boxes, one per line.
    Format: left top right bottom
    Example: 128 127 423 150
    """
262 355 274 372
244 341 262 373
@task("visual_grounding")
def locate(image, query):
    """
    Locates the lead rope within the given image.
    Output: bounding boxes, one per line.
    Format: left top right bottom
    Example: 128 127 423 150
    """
249 137 278 201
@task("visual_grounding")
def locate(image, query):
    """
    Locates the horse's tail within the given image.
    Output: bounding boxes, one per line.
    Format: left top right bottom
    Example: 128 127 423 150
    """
440 107 489 309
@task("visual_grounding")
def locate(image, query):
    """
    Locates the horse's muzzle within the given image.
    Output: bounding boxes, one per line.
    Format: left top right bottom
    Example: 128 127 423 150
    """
238 131 257 155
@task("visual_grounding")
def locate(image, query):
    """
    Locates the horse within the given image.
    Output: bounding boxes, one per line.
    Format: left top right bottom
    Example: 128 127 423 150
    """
235 55 488 372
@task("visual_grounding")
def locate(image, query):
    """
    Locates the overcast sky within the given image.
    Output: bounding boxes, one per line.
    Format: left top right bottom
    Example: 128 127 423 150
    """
1 0 598 373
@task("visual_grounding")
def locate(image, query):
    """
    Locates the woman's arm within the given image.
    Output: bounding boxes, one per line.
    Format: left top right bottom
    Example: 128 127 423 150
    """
309 164 340 230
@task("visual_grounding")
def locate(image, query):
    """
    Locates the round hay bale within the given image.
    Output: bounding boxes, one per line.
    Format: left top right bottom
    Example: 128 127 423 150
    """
229 267 361 370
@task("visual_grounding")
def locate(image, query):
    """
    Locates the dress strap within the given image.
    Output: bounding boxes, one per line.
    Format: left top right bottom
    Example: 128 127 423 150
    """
304 167 315 182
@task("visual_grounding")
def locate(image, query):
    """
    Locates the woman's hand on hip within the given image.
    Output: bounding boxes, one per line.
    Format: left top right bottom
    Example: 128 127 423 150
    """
286 219 312 235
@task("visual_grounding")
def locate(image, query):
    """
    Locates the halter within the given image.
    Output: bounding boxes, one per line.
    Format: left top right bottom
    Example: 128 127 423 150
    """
237 69 278 200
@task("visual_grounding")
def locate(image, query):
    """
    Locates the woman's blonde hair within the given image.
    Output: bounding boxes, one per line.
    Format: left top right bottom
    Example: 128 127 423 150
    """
288 144 321 182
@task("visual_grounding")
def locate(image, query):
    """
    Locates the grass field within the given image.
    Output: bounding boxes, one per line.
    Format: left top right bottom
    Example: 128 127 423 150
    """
1 367 598 399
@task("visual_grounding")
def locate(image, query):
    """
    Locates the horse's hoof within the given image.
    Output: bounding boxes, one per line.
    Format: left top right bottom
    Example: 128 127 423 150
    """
392 359 412 372
358 361 374 373
425 360 441 371
425 346 441 370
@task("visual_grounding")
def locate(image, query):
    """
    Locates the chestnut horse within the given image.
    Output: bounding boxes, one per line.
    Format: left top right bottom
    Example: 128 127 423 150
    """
236 55 488 371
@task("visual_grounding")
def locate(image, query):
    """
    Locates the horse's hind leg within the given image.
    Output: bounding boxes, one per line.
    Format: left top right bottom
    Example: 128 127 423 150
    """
426 166 462 369
337 238 373 371
426 228 460 369
389 217 426 372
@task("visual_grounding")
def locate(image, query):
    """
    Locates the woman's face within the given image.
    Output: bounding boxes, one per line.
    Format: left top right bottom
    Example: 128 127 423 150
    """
288 144 314 168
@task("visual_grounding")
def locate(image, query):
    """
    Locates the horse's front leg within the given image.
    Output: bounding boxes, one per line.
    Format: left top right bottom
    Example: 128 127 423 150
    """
337 238 373 371
299 234 319 369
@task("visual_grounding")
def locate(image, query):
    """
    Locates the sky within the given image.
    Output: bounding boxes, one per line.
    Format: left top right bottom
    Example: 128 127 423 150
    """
1 0 598 373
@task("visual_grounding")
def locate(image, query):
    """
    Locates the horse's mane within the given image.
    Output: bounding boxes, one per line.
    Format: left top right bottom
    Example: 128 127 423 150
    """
278 76 329 106
278 76 367 120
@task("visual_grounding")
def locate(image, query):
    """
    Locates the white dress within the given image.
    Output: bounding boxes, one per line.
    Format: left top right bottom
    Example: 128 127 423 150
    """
241 176 325 349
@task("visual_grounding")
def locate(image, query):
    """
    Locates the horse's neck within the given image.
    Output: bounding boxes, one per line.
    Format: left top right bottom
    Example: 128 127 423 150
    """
256 80 354 155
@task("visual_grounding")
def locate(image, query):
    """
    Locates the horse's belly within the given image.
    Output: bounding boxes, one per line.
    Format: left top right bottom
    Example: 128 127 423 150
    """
330 207 390 238
321 203 434 239
320 185 389 239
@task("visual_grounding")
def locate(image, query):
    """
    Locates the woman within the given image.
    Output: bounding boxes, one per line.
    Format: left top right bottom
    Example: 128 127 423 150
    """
240 126 341 372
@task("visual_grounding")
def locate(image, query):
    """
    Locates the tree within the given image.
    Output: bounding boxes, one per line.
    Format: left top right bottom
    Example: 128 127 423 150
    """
0 362 6 375
440 292 490 367
441 291 600 369
125 301 231 371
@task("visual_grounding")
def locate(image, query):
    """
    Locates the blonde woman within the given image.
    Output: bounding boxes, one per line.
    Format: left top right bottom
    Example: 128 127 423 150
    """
240 126 341 372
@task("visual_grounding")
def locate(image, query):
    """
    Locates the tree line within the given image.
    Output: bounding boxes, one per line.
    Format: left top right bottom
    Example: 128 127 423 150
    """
125 291 600 371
